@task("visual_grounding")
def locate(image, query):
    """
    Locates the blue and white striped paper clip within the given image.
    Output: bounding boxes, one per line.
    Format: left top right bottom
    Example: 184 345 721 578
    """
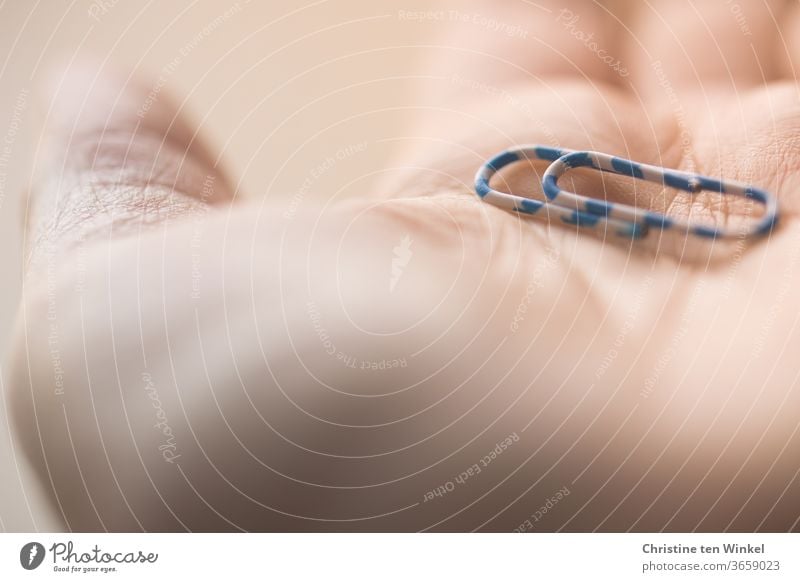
474 145 779 240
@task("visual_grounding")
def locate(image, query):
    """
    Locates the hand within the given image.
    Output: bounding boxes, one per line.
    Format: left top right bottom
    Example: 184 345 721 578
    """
10 0 800 532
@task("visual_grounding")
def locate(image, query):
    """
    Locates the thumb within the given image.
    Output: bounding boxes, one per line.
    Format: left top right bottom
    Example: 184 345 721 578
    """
26 59 235 272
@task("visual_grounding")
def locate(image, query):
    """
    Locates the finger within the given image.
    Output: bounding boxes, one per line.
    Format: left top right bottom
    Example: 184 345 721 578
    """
373 2 649 203
777 1 800 78
409 0 631 101
26 59 235 271
626 0 788 101
373 80 668 207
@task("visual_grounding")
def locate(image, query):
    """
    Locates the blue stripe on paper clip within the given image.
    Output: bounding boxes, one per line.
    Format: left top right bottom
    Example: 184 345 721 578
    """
474 145 779 240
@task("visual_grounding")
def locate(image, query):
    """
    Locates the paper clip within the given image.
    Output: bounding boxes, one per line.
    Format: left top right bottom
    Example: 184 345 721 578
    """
474 145 779 239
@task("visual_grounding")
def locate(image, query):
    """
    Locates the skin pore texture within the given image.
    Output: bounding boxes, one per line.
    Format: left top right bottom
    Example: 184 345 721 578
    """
9 0 800 531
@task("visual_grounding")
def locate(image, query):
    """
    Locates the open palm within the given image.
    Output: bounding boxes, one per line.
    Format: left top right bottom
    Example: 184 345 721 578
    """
11 0 800 531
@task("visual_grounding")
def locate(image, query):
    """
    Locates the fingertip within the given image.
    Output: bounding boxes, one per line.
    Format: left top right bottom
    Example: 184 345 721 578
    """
25 57 235 269
40 57 199 153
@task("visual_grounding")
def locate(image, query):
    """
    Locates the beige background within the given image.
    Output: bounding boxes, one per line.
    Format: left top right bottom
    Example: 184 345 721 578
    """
0 0 447 531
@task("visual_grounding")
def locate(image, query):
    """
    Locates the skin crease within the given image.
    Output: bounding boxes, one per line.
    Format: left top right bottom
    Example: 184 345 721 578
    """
8 0 800 531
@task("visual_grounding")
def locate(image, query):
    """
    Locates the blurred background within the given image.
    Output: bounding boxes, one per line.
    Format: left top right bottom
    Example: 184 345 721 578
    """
0 0 448 531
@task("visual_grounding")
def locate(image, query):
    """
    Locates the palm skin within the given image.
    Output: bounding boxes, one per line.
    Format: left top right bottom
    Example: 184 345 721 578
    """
9 0 800 531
